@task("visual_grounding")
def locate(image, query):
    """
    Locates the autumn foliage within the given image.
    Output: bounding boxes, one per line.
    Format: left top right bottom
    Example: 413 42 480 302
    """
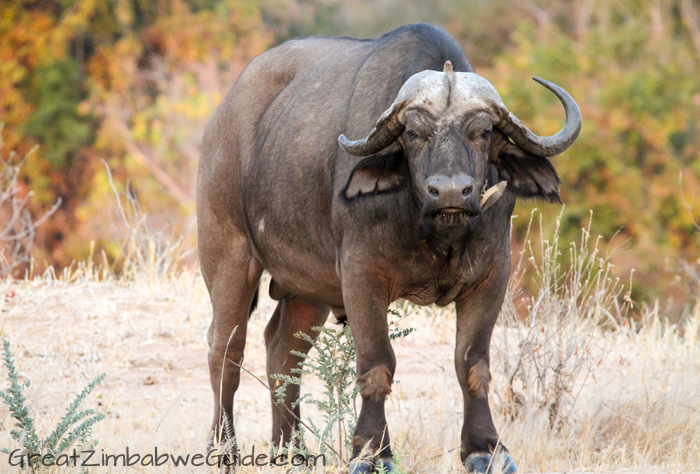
1 0 270 267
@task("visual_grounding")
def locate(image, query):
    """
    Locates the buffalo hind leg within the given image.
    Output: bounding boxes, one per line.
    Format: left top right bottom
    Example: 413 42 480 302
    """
455 266 516 474
264 297 329 450
201 227 262 463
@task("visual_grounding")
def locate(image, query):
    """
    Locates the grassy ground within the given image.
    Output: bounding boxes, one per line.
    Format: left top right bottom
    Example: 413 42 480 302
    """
0 225 699 473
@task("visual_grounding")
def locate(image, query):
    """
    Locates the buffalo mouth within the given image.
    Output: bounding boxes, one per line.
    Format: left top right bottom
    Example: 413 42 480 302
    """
431 207 480 226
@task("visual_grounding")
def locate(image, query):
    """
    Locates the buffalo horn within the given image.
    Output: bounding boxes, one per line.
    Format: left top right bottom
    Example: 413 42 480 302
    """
492 77 582 157
338 103 406 157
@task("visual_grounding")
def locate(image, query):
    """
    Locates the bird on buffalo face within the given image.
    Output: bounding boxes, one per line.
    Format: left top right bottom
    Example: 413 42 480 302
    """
197 22 581 474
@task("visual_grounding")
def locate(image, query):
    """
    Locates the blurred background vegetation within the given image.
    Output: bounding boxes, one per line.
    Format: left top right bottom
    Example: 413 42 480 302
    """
2 0 700 316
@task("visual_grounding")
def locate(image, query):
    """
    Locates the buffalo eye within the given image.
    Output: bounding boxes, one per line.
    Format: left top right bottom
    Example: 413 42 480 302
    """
405 130 418 142
480 129 492 140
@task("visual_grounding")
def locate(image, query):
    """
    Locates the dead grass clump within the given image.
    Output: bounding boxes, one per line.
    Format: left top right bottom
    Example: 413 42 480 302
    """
496 210 630 429
491 210 700 472
103 160 196 288
0 125 60 278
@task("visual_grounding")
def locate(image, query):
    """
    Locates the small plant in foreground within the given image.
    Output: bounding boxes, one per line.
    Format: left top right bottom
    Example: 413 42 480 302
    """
388 309 417 341
0 339 106 472
376 440 410 474
272 311 415 464
273 323 358 461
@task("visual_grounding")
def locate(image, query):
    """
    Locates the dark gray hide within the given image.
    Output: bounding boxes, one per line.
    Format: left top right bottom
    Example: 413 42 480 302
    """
197 23 581 473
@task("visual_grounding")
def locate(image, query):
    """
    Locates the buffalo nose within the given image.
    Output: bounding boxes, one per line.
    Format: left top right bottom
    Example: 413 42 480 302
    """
426 175 475 203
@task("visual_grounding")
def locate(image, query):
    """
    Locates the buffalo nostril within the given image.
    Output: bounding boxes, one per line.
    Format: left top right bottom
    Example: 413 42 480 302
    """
461 184 473 196
428 185 439 197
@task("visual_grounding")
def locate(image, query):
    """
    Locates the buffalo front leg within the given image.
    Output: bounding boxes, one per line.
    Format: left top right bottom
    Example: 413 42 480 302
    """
200 226 262 459
265 297 329 448
455 266 516 474
342 271 396 473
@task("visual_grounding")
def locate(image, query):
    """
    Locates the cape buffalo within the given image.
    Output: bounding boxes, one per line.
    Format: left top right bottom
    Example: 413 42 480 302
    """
197 23 581 473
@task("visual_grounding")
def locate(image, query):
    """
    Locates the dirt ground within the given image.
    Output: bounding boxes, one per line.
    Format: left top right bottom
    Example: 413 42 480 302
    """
0 273 466 473
0 271 698 473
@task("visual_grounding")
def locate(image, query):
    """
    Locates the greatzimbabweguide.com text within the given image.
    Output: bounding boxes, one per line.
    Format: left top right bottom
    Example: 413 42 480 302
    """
6 447 326 468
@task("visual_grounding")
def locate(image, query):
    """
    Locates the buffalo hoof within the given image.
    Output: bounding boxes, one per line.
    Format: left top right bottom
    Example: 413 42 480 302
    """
464 452 516 474
376 459 394 473
348 458 394 473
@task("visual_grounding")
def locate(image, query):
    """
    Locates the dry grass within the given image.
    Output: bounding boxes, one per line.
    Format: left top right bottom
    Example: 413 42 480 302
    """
0 214 699 473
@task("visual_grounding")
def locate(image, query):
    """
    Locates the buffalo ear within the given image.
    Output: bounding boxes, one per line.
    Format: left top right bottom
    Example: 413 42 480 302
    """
494 141 561 202
343 150 408 199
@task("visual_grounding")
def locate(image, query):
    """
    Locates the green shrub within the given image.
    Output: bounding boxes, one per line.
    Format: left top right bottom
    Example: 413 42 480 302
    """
273 323 358 461
272 310 415 464
0 339 106 472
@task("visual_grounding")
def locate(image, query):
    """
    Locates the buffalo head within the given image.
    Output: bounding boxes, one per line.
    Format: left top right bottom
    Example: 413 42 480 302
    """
339 61 582 231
